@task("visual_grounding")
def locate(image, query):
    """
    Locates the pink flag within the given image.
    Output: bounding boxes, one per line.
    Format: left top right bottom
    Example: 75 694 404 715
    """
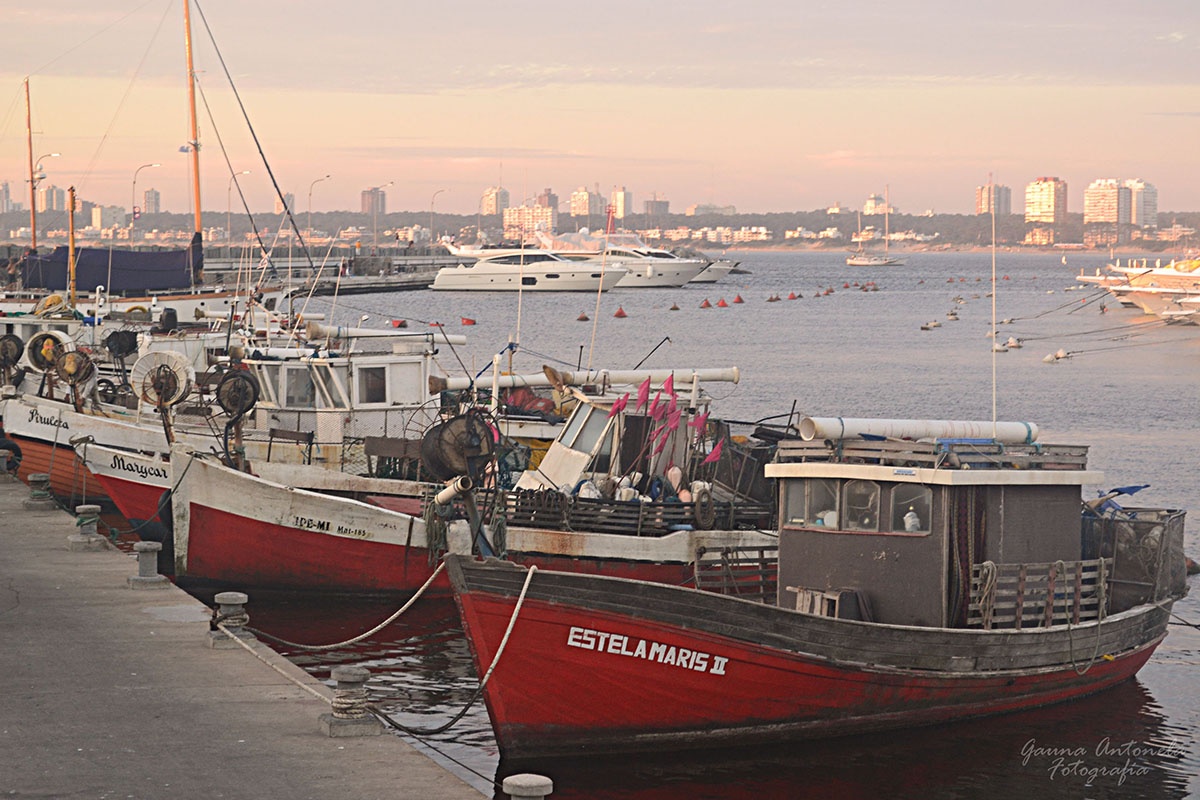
666 408 682 431
662 374 674 396
702 437 724 465
635 377 652 411
606 392 629 419
688 411 709 432
652 436 670 456
648 391 663 419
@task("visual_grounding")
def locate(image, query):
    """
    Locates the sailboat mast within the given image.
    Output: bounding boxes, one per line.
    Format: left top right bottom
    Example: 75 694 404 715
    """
183 0 202 235
25 78 36 250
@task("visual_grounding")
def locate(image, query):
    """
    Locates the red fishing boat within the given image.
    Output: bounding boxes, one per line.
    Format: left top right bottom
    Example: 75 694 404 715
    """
448 417 1189 759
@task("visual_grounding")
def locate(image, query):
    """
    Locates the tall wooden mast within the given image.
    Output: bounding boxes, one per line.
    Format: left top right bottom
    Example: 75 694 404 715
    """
25 78 36 250
183 0 202 234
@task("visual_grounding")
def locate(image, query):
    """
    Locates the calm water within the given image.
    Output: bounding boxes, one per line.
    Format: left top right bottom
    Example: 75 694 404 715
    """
252 250 1199 797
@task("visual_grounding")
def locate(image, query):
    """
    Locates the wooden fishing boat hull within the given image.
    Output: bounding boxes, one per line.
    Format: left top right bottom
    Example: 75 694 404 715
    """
167 450 441 594
447 556 1171 759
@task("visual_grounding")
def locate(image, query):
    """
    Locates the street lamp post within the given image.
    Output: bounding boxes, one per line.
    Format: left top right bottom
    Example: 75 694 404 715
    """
429 188 446 253
227 170 251 256
307 174 331 243
29 152 60 250
130 163 160 243
371 181 394 254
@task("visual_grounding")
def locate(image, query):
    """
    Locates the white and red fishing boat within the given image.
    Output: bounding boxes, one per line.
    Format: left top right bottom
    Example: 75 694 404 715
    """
447 417 1188 759
79 366 785 595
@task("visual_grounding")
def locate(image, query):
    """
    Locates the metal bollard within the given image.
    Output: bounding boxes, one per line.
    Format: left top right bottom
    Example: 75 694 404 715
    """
127 541 169 588
23 473 56 511
68 504 106 552
0 449 12 482
503 774 554 799
206 591 256 649
319 665 383 737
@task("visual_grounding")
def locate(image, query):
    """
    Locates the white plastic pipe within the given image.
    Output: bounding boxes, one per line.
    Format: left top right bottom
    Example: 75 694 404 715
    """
437 366 740 392
306 321 466 344
435 475 473 505
798 417 1039 444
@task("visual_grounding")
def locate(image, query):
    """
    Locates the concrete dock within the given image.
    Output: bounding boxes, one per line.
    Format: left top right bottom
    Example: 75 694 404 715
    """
0 477 485 799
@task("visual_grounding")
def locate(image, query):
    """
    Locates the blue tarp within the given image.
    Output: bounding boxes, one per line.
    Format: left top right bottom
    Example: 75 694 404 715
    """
19 232 202 294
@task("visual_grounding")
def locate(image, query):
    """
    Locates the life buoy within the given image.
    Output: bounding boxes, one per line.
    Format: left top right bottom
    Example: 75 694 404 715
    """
693 486 716 530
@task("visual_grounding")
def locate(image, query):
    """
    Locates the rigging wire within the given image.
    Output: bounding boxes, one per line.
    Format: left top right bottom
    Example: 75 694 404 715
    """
191 0 316 273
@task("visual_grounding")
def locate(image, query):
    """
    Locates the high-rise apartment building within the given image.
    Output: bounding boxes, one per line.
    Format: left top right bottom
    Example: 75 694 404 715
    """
1083 178 1131 246
1124 179 1158 230
502 204 557 239
143 188 161 215
481 186 510 215
361 187 387 216
535 188 558 210
274 192 296 215
91 205 124 229
37 185 66 213
610 186 633 219
1023 177 1067 244
0 181 10 213
569 186 606 218
975 183 1012 216
643 193 670 217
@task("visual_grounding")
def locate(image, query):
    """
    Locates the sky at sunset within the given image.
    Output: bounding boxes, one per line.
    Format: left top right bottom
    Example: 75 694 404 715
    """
2 0 1198 217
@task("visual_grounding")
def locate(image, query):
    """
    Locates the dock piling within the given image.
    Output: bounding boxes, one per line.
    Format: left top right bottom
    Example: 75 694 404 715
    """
0 449 13 482
320 665 383 737
502 774 554 798
68 504 106 552
127 541 170 588
23 473 56 511
207 591 256 649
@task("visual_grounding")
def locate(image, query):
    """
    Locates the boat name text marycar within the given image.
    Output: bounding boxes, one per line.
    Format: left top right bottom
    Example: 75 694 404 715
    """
292 515 373 540
109 453 168 480
29 408 68 430
567 625 729 675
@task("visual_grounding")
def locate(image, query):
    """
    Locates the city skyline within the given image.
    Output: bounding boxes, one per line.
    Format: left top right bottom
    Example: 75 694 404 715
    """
2 2 1197 217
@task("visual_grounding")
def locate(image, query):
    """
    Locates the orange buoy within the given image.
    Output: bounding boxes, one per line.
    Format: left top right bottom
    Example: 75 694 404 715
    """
787 291 797 300
669 303 680 311
765 294 780 302
429 321 443 327
391 319 407 328
461 317 476 325
577 312 589 321
614 306 627 318
843 282 850 289
716 298 729 308
700 299 712 309
733 294 743 304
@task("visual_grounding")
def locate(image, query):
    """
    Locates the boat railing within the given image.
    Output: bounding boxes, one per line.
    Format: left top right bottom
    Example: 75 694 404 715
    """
968 557 1112 630
692 545 778 603
775 438 1089 471
479 488 775 536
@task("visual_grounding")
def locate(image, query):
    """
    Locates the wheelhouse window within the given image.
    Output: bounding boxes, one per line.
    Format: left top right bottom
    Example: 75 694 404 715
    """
891 485 933 533
783 478 932 536
357 366 387 404
843 480 880 532
284 367 316 408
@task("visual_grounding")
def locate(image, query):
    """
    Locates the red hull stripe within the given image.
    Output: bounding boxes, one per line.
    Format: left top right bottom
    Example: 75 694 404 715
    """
93 473 163 522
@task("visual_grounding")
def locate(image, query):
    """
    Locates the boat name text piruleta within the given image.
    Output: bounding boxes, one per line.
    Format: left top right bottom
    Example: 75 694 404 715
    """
567 625 728 675
29 408 69 430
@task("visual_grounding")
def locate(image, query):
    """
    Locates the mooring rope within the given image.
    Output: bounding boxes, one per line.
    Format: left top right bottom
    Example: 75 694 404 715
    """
372 563 539 737
247 562 447 650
